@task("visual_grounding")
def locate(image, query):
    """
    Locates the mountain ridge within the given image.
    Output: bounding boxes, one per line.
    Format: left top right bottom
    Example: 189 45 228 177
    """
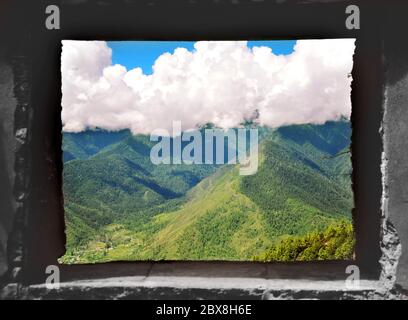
61 120 354 263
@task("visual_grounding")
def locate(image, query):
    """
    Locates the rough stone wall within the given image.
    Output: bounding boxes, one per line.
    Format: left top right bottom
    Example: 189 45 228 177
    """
381 46 408 292
0 46 17 278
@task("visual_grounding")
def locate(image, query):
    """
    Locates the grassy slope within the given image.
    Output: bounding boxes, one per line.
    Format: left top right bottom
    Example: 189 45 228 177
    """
62 165 273 262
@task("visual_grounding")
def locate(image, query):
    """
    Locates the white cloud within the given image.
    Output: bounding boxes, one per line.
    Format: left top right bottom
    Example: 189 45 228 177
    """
61 39 355 134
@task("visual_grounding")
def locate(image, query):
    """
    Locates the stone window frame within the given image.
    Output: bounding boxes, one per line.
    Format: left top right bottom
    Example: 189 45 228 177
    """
6 0 388 290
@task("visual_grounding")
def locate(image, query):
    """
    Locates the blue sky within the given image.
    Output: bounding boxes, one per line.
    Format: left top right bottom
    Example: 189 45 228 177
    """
108 40 296 74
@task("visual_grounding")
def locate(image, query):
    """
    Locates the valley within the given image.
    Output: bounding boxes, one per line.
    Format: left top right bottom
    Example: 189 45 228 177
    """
60 120 354 263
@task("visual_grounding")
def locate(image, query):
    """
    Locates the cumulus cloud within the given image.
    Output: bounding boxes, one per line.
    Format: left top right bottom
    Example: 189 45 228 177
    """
61 39 355 134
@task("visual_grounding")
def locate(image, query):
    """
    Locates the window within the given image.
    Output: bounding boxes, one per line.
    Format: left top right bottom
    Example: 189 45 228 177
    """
60 39 356 264
17 0 382 284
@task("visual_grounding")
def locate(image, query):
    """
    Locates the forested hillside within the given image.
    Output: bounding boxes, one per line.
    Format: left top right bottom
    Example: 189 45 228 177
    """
61 120 354 263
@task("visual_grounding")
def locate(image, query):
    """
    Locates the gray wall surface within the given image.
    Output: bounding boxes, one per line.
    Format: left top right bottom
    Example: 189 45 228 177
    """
0 49 16 278
383 53 408 290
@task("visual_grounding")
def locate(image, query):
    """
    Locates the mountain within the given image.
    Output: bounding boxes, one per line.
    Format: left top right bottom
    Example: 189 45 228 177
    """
63 130 131 162
60 120 354 263
63 132 218 249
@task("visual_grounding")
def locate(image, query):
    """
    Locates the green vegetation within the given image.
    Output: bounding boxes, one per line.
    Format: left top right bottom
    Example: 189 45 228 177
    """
252 221 354 262
60 120 355 263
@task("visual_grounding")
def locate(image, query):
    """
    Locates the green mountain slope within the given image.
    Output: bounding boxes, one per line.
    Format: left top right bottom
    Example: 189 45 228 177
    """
63 133 219 251
63 130 131 162
61 120 354 263
252 221 354 262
